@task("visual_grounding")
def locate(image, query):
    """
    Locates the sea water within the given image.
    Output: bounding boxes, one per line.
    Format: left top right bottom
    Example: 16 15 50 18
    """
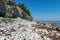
40 21 60 27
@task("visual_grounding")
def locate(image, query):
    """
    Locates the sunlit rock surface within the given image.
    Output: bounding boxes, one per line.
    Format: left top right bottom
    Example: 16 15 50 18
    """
0 18 60 40
0 0 32 20
0 18 42 40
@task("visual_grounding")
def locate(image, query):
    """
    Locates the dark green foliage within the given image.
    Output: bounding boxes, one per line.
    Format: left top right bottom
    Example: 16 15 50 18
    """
17 3 33 20
0 12 10 18
17 3 31 16
0 12 5 17
4 14 9 18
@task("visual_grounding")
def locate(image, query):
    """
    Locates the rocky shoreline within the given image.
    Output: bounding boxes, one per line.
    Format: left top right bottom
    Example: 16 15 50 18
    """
0 18 60 40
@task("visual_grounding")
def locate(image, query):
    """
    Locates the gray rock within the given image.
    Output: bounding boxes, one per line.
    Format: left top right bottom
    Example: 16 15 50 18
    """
0 0 32 20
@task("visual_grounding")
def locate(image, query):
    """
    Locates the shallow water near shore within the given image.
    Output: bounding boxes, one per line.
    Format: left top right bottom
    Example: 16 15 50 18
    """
40 21 60 27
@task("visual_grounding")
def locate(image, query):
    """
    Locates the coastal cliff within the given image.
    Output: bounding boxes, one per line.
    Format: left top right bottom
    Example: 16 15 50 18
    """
0 0 60 40
0 0 32 20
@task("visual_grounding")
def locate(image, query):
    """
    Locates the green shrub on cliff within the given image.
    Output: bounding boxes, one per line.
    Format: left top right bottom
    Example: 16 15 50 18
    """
0 12 10 18
17 3 31 16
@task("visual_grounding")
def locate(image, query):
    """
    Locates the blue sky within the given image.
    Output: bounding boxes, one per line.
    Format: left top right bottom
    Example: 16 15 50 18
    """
15 0 60 21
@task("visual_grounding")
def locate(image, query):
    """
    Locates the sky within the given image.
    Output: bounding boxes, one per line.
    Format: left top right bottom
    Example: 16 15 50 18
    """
15 0 60 21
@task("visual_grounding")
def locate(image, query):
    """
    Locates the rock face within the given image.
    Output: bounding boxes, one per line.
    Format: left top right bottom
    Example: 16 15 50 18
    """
0 0 32 20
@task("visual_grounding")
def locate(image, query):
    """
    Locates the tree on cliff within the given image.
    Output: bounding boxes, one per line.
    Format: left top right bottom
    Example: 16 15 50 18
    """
17 3 31 17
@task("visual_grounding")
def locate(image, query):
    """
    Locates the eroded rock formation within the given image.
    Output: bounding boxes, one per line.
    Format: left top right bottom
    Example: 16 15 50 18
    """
0 0 32 20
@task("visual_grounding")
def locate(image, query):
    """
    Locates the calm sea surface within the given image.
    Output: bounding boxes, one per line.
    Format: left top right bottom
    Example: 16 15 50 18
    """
40 21 60 27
